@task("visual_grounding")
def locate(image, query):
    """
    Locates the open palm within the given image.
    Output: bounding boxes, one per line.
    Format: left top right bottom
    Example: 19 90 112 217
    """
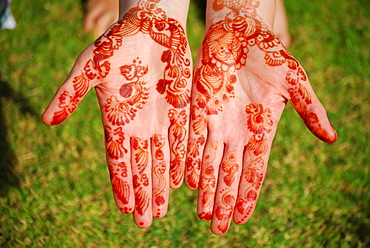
185 11 337 235
42 0 192 228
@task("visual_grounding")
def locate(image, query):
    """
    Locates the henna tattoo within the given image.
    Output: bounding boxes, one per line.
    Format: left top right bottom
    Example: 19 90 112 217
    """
185 156 201 189
186 134 206 189
198 141 218 220
221 152 239 187
153 161 166 210
133 137 149 175
153 134 167 217
215 192 235 233
108 161 132 213
50 0 191 124
235 103 273 223
192 0 317 123
133 174 150 216
168 109 187 186
105 125 128 160
132 137 150 217
105 59 149 126
153 134 165 160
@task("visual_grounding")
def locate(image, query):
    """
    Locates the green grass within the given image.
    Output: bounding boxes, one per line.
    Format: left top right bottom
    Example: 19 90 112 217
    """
0 0 369 247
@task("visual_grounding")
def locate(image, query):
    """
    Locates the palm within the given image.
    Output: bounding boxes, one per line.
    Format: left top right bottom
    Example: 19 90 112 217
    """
43 1 192 228
185 14 337 234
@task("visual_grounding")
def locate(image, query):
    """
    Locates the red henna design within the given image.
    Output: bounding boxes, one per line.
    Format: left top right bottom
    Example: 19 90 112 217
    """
215 192 235 233
221 152 239 187
153 134 165 160
133 174 150 216
133 137 149 175
105 59 149 126
51 91 78 125
153 161 166 207
246 133 268 156
235 104 272 220
185 157 201 189
109 162 131 206
192 0 313 123
105 125 128 160
168 109 187 186
51 0 191 123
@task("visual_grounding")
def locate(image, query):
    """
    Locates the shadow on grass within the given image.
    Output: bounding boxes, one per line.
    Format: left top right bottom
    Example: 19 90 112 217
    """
0 78 36 197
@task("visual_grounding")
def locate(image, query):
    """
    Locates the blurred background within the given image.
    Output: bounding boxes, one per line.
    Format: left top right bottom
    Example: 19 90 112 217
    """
0 0 369 247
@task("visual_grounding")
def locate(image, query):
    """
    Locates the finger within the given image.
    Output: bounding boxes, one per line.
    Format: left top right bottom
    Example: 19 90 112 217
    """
285 65 337 143
234 103 277 224
233 145 269 225
151 134 170 219
210 147 244 235
42 47 96 126
131 137 153 228
104 125 134 213
185 105 208 190
168 108 189 189
197 139 224 221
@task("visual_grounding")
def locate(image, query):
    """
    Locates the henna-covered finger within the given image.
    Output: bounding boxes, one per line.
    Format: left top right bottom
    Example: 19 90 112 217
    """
210 147 243 235
285 68 338 143
151 134 170 218
233 103 276 224
131 137 153 228
107 158 135 215
197 139 224 221
185 105 209 189
42 47 97 126
105 125 134 214
168 109 188 189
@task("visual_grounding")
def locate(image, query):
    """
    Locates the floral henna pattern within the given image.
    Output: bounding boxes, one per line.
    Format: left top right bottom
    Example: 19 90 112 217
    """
133 174 150 216
221 152 239 187
168 109 188 186
132 137 150 217
186 134 205 189
108 161 133 214
192 0 316 128
133 137 149 175
198 140 218 220
235 103 273 224
105 59 149 126
105 125 128 160
153 134 167 218
215 191 235 233
50 0 191 125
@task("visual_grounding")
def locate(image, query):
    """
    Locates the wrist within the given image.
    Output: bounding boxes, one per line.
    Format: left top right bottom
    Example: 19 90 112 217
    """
119 0 190 26
205 0 276 30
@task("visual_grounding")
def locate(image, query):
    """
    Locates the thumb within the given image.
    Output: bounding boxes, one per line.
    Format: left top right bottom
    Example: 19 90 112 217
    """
286 66 338 143
42 46 102 125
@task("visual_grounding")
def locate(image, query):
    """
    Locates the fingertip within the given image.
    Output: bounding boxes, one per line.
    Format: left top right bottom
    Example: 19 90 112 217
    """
170 177 184 189
134 218 153 229
41 110 52 126
323 126 338 143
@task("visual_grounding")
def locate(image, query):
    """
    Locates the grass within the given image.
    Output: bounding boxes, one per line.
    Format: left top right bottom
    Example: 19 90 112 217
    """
0 0 369 247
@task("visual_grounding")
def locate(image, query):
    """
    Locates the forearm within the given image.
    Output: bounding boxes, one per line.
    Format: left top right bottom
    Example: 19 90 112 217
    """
205 0 276 29
119 0 191 25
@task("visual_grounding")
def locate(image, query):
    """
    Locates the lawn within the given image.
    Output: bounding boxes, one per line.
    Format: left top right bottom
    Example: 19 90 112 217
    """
0 0 369 247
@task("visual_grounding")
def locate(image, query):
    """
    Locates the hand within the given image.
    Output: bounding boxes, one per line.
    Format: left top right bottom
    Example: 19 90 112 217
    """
185 1 337 235
42 0 192 228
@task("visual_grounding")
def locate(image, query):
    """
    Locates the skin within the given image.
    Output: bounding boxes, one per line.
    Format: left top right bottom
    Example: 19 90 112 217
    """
43 0 336 234
43 0 192 228
185 0 337 235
